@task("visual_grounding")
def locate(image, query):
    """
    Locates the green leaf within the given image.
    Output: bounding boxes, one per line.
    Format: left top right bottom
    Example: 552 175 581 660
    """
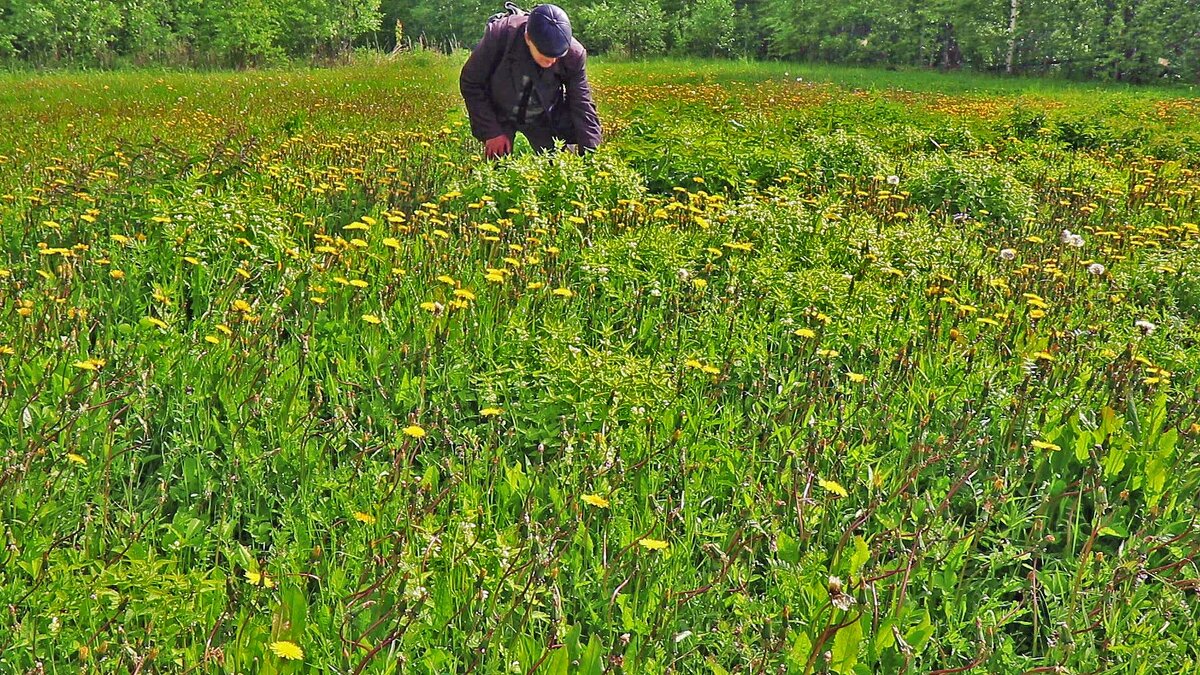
905 607 934 654
1145 428 1177 506
830 616 862 674
787 630 813 668
543 646 570 675
579 634 603 675
848 536 869 582
707 655 731 675
778 531 801 564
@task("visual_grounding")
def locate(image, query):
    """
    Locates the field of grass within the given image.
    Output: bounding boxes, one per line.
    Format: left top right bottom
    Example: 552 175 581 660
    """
1 53 1199 673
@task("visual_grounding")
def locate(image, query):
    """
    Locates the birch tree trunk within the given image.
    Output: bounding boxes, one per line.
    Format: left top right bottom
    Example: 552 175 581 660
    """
1006 0 1020 73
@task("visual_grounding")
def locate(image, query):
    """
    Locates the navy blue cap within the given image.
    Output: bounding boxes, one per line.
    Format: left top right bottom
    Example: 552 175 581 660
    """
527 4 572 59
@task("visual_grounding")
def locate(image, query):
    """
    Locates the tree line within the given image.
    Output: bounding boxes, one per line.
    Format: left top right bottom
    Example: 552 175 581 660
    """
1 0 1196 83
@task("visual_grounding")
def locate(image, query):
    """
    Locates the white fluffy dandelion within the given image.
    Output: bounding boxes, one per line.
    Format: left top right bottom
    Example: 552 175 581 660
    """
1061 229 1084 248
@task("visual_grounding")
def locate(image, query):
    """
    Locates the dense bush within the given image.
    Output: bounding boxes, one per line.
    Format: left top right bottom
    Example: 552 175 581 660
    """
0 0 1197 83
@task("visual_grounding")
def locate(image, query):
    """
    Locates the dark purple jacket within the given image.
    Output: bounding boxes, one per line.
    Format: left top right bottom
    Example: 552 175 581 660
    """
459 14 602 150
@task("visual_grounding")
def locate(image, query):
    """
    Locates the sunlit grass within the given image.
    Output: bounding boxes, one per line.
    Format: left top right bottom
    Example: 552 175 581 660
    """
1 55 1198 673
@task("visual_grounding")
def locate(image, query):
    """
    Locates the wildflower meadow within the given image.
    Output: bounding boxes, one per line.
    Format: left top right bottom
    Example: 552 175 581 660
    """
1 55 1198 672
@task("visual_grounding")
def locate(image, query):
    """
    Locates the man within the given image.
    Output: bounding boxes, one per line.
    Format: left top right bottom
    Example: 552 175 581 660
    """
460 4 602 159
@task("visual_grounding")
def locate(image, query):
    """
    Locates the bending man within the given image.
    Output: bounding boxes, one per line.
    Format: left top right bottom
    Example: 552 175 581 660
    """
460 4 602 159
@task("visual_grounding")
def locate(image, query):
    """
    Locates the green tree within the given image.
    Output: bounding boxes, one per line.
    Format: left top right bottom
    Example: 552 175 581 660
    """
117 0 182 64
277 0 383 58
675 0 736 57
4 0 123 63
576 0 668 57
198 0 284 67
401 0 491 51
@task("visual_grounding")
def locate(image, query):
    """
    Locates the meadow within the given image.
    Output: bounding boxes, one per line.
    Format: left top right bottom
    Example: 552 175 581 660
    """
0 54 1198 673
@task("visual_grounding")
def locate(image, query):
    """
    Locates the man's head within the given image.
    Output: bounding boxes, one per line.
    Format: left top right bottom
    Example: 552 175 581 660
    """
525 4 572 68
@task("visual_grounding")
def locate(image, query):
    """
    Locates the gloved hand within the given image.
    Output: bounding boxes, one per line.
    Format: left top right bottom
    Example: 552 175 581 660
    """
484 135 512 159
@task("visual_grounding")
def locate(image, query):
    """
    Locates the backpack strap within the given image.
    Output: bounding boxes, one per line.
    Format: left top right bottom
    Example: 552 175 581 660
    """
486 19 527 84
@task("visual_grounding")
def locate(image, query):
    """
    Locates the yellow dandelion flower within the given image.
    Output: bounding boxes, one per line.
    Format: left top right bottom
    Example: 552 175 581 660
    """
361 314 381 325
204 335 220 345
480 407 504 417
638 537 669 550
109 269 125 280
846 372 866 383
453 289 476 301
244 570 275 588
582 494 610 509
353 511 377 525
382 237 401 250
794 328 816 338
552 287 574 298
232 299 252 313
1031 440 1061 452
403 425 426 438
819 478 848 498
66 453 87 466
269 641 304 661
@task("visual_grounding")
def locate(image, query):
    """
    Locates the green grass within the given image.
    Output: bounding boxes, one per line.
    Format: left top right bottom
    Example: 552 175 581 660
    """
596 56 1200 95
1 53 1199 673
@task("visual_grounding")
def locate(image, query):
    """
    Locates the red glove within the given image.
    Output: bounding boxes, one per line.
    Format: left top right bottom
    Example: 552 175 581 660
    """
484 135 512 159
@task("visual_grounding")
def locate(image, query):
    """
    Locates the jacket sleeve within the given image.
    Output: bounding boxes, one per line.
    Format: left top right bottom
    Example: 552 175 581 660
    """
460 21 508 143
564 46 603 150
